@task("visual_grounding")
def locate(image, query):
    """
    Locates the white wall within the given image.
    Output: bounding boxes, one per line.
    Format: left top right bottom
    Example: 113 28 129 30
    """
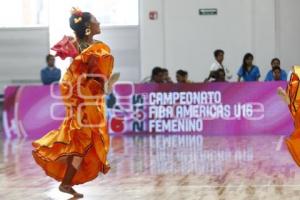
251 0 276 76
0 27 49 93
98 26 141 82
275 0 300 69
0 0 299 90
0 27 49 81
0 25 140 95
163 0 257 82
140 0 299 82
139 0 165 79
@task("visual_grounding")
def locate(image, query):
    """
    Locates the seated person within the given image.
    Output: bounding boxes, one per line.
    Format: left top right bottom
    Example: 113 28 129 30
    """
176 70 192 83
237 53 261 82
150 66 164 83
265 58 287 81
272 66 285 81
213 69 226 82
41 54 61 85
204 69 226 83
161 68 173 83
210 49 232 81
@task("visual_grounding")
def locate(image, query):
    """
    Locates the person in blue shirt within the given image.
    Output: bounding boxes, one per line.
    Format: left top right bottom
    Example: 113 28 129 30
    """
41 54 61 85
264 58 287 81
271 66 285 81
237 53 261 82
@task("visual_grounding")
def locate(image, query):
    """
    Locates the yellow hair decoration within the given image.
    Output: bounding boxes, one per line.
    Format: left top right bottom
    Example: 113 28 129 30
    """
71 7 83 16
74 17 82 24
71 7 83 24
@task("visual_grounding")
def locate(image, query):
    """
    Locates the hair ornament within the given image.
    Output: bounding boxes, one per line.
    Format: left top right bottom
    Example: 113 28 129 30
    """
71 7 83 17
74 17 82 24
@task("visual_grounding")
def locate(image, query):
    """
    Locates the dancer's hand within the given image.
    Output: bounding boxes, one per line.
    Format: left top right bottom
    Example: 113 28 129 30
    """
109 73 120 84
106 73 120 94
277 87 290 105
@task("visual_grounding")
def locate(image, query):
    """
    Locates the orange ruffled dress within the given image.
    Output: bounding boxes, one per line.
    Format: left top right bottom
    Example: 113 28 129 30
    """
285 66 300 167
32 41 114 185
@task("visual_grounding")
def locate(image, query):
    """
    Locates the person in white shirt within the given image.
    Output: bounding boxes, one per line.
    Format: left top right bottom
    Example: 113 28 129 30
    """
209 49 232 81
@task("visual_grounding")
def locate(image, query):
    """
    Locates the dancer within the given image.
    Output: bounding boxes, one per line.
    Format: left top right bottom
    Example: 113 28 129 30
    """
32 8 119 198
278 65 300 166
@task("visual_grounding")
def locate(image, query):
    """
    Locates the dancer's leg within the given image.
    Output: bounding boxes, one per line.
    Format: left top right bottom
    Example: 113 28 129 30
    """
72 156 83 170
59 156 83 198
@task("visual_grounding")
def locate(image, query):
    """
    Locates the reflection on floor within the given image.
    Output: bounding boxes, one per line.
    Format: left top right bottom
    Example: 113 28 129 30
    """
1 134 300 200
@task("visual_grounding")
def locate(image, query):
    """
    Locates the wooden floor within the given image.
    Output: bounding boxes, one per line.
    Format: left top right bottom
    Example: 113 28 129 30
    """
1 134 300 200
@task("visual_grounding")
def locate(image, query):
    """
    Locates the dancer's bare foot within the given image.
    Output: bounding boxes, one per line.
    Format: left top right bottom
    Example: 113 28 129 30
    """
277 87 290 104
59 184 84 198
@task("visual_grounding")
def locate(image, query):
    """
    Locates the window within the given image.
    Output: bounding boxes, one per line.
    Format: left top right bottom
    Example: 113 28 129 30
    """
0 0 139 27
0 0 139 77
48 0 139 78
0 0 49 27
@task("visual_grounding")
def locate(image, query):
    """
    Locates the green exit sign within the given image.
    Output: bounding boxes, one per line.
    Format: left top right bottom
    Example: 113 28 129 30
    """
199 8 218 16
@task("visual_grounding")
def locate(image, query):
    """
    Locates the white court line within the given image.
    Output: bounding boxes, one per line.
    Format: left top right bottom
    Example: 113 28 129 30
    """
2 111 11 139
275 135 285 151
182 185 300 188
153 185 300 190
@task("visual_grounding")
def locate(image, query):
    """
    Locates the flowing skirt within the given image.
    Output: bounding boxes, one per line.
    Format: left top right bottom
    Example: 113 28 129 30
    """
285 66 300 167
32 98 110 185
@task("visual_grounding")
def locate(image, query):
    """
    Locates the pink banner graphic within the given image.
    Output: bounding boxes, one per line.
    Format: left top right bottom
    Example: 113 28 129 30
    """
2 82 293 139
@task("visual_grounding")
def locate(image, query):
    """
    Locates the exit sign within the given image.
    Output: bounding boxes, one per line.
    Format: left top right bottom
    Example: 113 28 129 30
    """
199 8 218 16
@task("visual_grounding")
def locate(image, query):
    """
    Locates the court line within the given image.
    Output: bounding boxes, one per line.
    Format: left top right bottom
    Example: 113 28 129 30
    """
273 135 285 151
174 185 300 188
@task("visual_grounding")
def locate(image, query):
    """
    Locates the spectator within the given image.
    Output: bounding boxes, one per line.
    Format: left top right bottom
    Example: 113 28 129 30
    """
161 68 173 83
176 70 192 83
265 58 287 81
214 69 226 82
150 66 164 83
204 71 217 83
272 66 285 81
210 49 232 81
237 53 260 82
41 54 61 85
204 69 226 83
